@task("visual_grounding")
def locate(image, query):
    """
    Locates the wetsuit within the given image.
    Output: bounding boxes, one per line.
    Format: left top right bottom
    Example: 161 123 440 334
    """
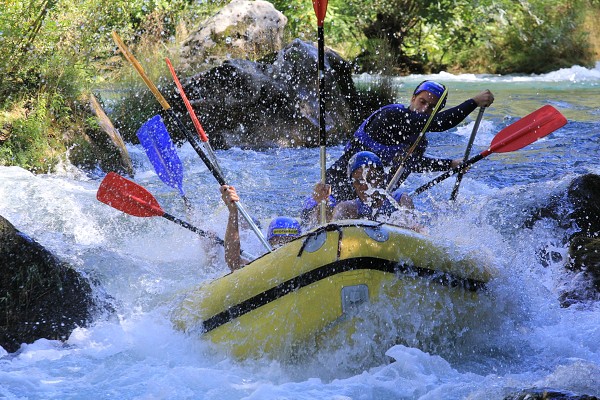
327 100 478 201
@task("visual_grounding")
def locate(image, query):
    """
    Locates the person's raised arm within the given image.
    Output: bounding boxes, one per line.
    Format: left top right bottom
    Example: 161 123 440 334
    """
428 89 494 132
220 185 246 271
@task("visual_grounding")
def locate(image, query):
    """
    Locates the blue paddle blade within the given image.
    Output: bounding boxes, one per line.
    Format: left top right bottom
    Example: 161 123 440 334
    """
136 115 185 197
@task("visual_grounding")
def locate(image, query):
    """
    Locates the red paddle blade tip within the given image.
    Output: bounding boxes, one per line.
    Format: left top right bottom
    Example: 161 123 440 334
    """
490 105 567 153
312 0 328 26
97 172 165 218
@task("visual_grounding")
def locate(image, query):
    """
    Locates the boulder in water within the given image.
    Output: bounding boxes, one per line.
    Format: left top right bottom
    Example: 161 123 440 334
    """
0 215 113 353
566 173 600 238
524 174 600 305
503 388 599 399
168 39 360 149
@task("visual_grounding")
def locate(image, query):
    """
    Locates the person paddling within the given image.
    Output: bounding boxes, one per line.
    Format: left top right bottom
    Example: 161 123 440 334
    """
325 80 495 201
330 151 414 221
302 151 420 229
220 185 301 271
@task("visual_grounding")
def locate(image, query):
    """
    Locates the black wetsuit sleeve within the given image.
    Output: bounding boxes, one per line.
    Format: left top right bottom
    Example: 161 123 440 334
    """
364 107 414 145
366 99 477 144
398 148 453 174
412 99 477 171
416 156 453 172
429 99 478 132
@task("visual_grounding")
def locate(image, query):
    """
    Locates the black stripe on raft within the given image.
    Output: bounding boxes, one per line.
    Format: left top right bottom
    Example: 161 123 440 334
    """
201 257 486 333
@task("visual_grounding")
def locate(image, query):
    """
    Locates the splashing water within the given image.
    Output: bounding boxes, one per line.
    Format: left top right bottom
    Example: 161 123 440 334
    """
1 64 600 399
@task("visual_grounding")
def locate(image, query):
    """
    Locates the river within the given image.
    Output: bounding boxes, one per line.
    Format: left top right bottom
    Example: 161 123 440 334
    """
1 62 599 399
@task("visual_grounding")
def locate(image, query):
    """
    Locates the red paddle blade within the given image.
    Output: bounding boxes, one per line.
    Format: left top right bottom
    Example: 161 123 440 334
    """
97 172 165 218
312 0 328 26
489 105 567 153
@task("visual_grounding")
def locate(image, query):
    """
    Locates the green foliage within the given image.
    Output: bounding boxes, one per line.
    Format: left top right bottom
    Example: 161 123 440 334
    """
0 0 195 172
0 94 64 172
269 0 597 74
269 0 366 53
481 0 594 74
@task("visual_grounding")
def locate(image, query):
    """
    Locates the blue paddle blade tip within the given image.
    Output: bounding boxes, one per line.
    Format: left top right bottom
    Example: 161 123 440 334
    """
137 115 185 194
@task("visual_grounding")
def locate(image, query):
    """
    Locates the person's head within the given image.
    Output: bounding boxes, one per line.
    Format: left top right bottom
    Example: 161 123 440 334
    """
347 151 385 203
267 216 302 247
409 80 446 115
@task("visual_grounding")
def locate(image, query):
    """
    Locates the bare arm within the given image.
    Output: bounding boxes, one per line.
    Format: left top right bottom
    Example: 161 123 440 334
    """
220 185 247 271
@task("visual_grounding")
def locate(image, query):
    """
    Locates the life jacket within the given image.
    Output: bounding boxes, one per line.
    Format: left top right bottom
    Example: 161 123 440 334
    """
347 104 419 165
326 104 424 201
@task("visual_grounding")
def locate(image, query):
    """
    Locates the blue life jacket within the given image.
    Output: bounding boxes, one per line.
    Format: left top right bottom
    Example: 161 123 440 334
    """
348 104 419 165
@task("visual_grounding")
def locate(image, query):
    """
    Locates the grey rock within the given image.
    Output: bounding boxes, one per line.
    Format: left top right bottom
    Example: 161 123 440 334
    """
0 215 113 353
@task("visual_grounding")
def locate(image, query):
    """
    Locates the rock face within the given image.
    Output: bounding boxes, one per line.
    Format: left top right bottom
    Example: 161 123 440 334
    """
562 174 600 305
180 0 288 73
526 173 600 305
168 39 360 149
566 174 600 239
0 215 113 353
503 388 599 400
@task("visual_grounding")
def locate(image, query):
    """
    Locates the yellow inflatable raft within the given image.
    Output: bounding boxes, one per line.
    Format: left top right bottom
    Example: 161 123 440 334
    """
171 220 495 359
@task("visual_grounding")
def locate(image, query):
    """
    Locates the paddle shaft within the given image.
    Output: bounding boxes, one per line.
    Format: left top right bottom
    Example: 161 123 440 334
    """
162 100 268 252
386 88 448 193
312 0 329 224
112 32 272 252
167 105 271 251
450 107 485 200
412 153 485 195
162 212 221 243
162 212 254 259
317 25 327 224
165 58 224 177
165 58 208 142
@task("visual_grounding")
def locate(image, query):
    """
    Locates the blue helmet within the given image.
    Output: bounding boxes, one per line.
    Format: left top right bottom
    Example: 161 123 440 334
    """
413 80 447 109
347 151 383 178
267 217 301 241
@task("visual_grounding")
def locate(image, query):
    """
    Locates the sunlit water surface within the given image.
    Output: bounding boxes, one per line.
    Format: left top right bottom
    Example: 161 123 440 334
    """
1 63 600 399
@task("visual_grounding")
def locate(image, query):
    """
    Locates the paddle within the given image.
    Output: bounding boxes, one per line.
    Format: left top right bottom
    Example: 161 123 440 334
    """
164 57 222 176
386 87 449 193
97 172 255 260
313 0 329 224
449 107 485 200
111 31 272 252
136 114 187 199
411 105 567 196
